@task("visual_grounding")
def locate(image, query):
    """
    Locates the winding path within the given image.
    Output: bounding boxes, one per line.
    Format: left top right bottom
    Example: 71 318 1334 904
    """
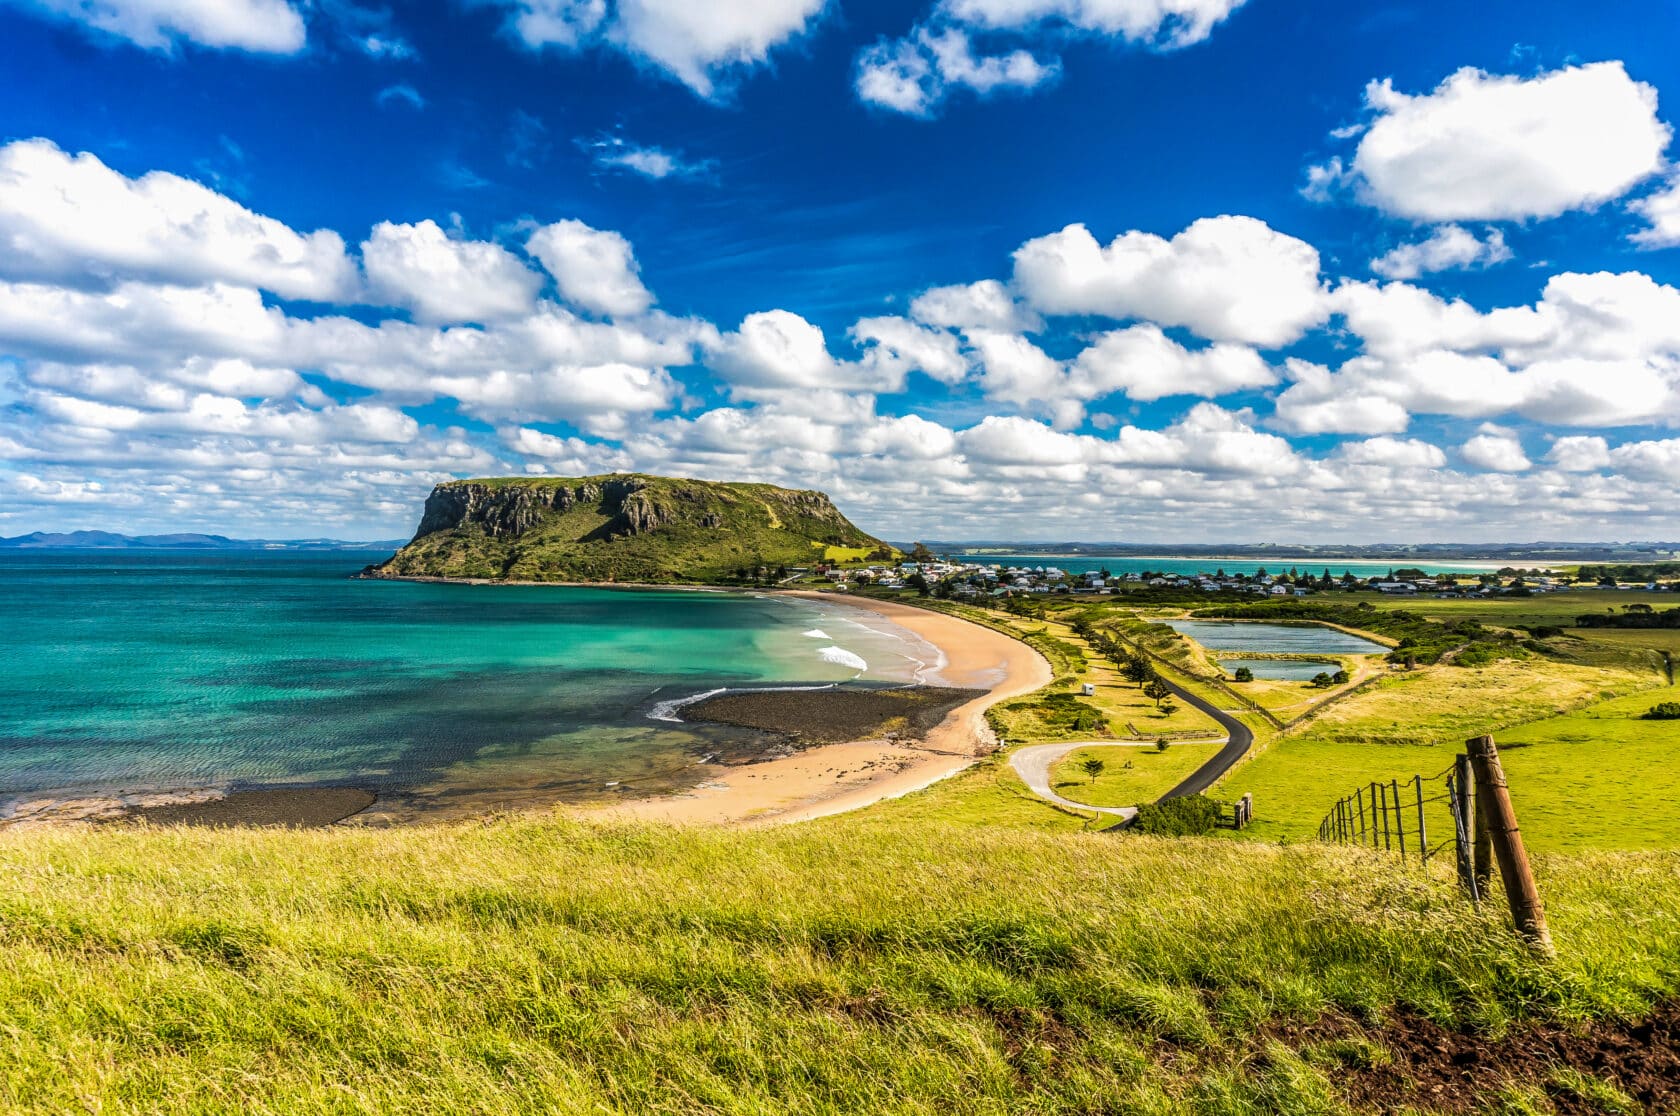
1008 743 1145 821
1008 676 1257 817
1153 674 1256 799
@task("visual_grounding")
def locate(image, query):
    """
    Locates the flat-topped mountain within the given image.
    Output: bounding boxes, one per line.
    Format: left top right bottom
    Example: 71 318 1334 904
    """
368 474 894 583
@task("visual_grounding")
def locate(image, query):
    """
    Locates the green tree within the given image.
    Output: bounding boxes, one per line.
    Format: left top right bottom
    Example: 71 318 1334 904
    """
1143 679 1172 710
909 542 936 563
1081 757 1105 783
1232 666 1254 682
1155 739 1170 752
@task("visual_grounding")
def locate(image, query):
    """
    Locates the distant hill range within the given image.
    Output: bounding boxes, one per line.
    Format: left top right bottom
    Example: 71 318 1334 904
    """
0 531 404 551
366 474 894 584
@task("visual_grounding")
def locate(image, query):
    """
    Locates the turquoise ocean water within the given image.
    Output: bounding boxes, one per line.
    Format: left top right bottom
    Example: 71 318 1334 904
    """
0 552 940 812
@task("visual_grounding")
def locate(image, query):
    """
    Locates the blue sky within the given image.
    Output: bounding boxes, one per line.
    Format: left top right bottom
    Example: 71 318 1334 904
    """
1 0 1678 542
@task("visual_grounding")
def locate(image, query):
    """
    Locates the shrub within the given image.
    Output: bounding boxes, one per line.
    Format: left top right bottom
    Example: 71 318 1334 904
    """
1132 795 1220 836
1232 666 1254 682
1644 702 1680 721
1309 672 1334 688
1156 739 1170 752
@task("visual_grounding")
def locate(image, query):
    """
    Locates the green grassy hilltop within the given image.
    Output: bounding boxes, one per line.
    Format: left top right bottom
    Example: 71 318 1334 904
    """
10 579 1680 1113
4 811 1679 1115
371 474 893 583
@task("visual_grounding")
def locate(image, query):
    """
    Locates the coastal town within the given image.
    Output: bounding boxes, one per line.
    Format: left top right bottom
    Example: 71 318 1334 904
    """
819 560 1675 598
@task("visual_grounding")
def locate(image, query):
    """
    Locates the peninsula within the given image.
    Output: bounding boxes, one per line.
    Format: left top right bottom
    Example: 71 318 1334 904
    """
366 473 893 584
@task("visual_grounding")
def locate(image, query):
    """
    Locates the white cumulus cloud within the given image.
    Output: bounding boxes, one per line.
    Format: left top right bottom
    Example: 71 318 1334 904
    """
1012 215 1327 347
855 26 1058 117
1334 436 1446 469
0 139 356 301
910 279 1040 333
361 221 542 325
1460 425 1532 472
1069 324 1274 402
9 0 307 52
525 219 654 319
1318 61 1669 221
942 0 1247 46
1546 435 1611 472
856 0 1244 116
487 0 826 99
1630 173 1680 249
1369 225 1511 280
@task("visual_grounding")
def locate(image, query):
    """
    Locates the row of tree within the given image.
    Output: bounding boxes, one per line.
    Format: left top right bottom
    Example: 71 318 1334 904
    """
1068 616 1177 715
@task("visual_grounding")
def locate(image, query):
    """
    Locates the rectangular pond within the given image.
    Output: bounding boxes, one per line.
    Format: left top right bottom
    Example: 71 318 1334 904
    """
1218 657 1342 681
1164 619 1389 656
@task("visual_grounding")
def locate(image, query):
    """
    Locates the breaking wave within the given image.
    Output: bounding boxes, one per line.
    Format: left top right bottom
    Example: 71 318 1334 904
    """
817 645 868 672
647 688 727 723
647 683 840 723
802 629 830 639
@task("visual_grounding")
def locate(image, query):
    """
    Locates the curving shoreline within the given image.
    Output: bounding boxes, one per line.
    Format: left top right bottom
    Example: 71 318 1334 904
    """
5 589 1051 831
605 592 1054 826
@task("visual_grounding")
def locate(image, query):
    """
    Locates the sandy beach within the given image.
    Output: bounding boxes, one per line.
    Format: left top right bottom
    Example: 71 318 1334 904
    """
607 593 1052 826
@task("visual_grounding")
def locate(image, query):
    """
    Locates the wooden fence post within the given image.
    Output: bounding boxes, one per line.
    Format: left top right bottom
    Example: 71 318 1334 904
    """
1413 777 1427 863
1453 754 1479 901
1466 735 1553 956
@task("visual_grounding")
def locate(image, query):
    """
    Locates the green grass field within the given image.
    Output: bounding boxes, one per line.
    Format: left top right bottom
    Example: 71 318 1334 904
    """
1566 627 1680 657
1366 590 1677 630
7 588 1680 1113
1227 674 1679 853
1223 661 1367 720
5 811 1680 1114
1495 686 1680 852
1050 743 1223 808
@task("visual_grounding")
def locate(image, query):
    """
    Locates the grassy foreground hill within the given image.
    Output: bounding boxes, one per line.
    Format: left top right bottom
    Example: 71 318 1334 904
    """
369 474 893 583
4 805 1679 1114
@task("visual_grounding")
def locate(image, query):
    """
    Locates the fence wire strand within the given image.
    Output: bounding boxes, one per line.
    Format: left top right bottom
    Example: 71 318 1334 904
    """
1317 760 1483 902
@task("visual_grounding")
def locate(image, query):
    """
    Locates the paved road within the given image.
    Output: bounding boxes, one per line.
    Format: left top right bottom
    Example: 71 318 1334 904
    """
1008 742 1141 820
1008 675 1256 817
1155 677 1255 800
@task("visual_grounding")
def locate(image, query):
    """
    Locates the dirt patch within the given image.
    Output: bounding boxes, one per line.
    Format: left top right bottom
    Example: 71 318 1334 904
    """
684 685 985 746
1267 999 1680 1113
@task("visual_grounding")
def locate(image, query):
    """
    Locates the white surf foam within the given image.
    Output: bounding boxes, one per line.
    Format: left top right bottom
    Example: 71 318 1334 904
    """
648 687 727 723
817 645 868 672
802 629 830 639
647 682 843 723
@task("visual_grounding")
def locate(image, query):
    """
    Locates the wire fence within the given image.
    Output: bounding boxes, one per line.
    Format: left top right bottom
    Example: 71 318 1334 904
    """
1317 757 1483 901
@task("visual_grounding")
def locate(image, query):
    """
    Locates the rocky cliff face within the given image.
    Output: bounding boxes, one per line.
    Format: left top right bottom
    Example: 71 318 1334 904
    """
410 475 858 543
412 477 648 541
375 473 887 584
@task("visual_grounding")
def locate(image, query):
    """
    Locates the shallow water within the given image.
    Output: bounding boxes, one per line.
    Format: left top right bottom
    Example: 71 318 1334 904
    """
1164 619 1388 655
1217 657 1342 681
0 551 942 806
